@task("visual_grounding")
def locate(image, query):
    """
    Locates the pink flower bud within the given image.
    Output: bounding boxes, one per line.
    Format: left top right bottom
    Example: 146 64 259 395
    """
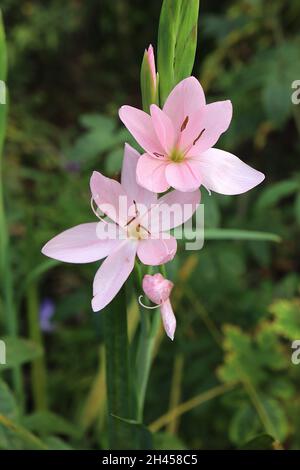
143 273 173 304
142 273 176 340
146 44 157 89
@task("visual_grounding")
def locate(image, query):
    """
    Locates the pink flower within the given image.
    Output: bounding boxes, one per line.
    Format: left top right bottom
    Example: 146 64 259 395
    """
119 76 265 193
41 144 200 312
142 273 176 341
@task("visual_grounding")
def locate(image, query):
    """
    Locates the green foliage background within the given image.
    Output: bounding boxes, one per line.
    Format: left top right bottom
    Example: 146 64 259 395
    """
0 0 300 450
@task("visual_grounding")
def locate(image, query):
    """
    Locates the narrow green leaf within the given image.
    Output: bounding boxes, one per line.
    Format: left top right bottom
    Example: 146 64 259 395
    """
0 380 19 449
18 259 59 301
173 0 199 83
0 414 48 450
104 287 136 449
157 0 181 103
22 411 81 439
175 227 281 243
204 228 281 242
0 380 18 420
158 0 199 103
255 179 299 212
0 9 7 156
110 415 153 450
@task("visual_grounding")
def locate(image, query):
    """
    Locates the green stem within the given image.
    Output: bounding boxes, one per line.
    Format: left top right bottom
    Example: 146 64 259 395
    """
241 376 278 439
185 286 223 346
0 13 23 407
167 353 184 434
159 263 167 277
0 414 48 450
134 262 164 421
103 286 135 449
0 219 23 405
136 307 161 421
149 381 237 432
134 260 143 288
26 282 48 411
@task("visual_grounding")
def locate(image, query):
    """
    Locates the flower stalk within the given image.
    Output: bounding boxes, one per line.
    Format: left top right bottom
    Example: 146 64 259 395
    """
26 282 48 411
103 286 136 449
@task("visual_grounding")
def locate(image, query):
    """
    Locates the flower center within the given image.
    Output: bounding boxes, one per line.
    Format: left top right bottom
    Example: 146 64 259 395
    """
127 219 149 240
169 147 184 163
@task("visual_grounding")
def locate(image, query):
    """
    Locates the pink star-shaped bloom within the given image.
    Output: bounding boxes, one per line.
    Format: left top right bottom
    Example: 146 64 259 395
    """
42 144 200 312
119 76 265 193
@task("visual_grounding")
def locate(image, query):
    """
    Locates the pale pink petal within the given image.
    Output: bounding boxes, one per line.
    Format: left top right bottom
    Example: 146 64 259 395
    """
41 222 120 264
186 101 233 155
136 153 170 193
137 236 177 266
163 77 206 134
165 161 202 192
150 104 175 153
161 299 176 341
119 105 164 155
141 189 200 233
90 171 130 227
191 148 265 195
92 240 137 311
121 144 157 214
142 273 173 305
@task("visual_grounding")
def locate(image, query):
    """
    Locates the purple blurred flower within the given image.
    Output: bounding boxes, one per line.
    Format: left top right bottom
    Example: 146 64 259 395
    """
64 161 81 174
39 298 56 333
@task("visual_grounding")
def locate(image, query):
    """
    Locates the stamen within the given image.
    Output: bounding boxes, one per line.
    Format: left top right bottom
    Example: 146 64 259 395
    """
125 216 136 226
138 295 162 310
180 115 189 132
133 200 139 217
193 128 205 146
153 152 165 158
137 224 151 236
126 200 139 226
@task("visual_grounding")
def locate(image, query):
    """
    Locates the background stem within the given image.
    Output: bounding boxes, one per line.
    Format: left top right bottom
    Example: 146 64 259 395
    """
26 282 48 411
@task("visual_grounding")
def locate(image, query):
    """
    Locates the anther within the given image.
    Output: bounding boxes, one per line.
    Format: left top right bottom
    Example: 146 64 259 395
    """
180 116 189 132
193 128 205 146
